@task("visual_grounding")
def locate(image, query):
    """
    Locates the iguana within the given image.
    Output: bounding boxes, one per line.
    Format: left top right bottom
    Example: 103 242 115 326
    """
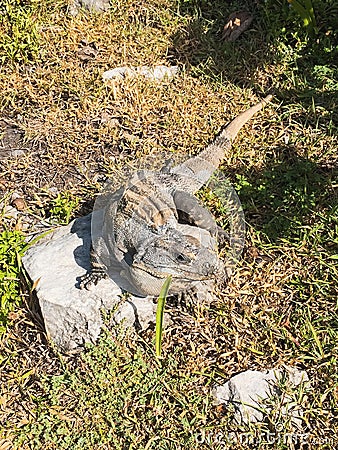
79 95 272 296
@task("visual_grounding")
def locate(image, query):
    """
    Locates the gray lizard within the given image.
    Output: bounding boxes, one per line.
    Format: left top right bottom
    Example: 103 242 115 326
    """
80 95 272 296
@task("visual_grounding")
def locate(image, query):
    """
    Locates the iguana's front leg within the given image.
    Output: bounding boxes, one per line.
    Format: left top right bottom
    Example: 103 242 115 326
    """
79 246 108 290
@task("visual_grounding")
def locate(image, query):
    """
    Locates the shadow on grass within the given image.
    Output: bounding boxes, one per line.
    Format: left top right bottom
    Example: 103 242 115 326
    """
226 145 337 244
169 0 338 132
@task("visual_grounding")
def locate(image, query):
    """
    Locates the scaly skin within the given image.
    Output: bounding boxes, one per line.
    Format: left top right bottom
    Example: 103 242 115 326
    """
80 96 272 296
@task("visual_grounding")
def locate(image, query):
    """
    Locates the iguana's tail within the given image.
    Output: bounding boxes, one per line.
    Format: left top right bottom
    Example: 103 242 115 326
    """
222 95 272 142
171 95 273 193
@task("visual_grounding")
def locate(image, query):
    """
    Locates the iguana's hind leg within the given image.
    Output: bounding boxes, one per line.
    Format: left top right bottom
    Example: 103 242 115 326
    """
173 190 217 232
173 190 229 243
79 246 107 290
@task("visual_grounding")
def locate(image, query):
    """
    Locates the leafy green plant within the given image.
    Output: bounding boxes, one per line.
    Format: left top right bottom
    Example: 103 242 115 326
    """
288 0 318 34
0 0 41 63
0 230 28 334
155 275 172 358
49 192 79 225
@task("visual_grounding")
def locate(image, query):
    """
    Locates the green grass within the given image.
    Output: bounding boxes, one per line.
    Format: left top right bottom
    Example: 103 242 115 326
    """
48 192 80 225
0 0 337 448
0 0 41 64
0 229 28 336
232 158 335 241
13 329 215 449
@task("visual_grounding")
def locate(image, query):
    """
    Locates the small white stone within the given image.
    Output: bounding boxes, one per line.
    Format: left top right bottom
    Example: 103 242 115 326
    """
139 65 179 81
102 65 179 82
102 67 135 80
10 149 25 158
4 205 19 219
69 0 110 15
212 366 310 429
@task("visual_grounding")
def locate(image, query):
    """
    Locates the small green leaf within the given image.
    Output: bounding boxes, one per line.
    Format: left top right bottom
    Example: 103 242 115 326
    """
307 319 324 358
288 0 317 34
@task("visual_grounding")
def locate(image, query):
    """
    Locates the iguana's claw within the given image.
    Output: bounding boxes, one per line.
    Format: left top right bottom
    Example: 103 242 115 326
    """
78 271 107 290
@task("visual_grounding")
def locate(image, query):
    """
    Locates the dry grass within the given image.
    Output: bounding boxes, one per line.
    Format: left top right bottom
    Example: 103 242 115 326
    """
0 0 337 448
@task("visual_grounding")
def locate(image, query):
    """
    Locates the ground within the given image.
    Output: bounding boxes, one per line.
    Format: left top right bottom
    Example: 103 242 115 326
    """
0 0 337 449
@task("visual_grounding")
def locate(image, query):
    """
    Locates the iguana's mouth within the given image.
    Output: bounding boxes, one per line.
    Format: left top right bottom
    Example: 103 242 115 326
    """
132 261 210 281
132 262 179 279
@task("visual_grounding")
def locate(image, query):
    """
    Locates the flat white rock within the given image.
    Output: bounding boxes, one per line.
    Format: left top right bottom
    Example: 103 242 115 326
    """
22 214 156 352
70 0 110 14
102 65 179 82
212 366 309 428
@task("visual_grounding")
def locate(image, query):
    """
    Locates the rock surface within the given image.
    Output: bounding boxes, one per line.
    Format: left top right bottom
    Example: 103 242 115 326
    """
102 65 179 82
22 214 156 352
69 0 110 15
0 119 26 160
212 366 309 428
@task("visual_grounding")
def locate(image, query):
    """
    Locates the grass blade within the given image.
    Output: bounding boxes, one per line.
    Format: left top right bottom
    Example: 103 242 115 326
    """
155 276 172 358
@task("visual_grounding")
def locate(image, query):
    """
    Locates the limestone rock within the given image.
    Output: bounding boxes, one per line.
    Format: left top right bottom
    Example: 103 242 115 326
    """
22 214 156 352
102 65 179 82
69 0 110 15
212 367 309 428
0 119 25 160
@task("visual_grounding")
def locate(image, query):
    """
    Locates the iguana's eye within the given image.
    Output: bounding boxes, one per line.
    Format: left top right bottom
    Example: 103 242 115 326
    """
176 254 191 263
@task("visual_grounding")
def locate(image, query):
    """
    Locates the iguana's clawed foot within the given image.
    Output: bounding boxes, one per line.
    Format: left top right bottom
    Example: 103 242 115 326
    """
78 270 108 290
216 226 230 246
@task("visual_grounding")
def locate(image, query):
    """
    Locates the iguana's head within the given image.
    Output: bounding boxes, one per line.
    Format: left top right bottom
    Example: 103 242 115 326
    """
120 225 223 296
